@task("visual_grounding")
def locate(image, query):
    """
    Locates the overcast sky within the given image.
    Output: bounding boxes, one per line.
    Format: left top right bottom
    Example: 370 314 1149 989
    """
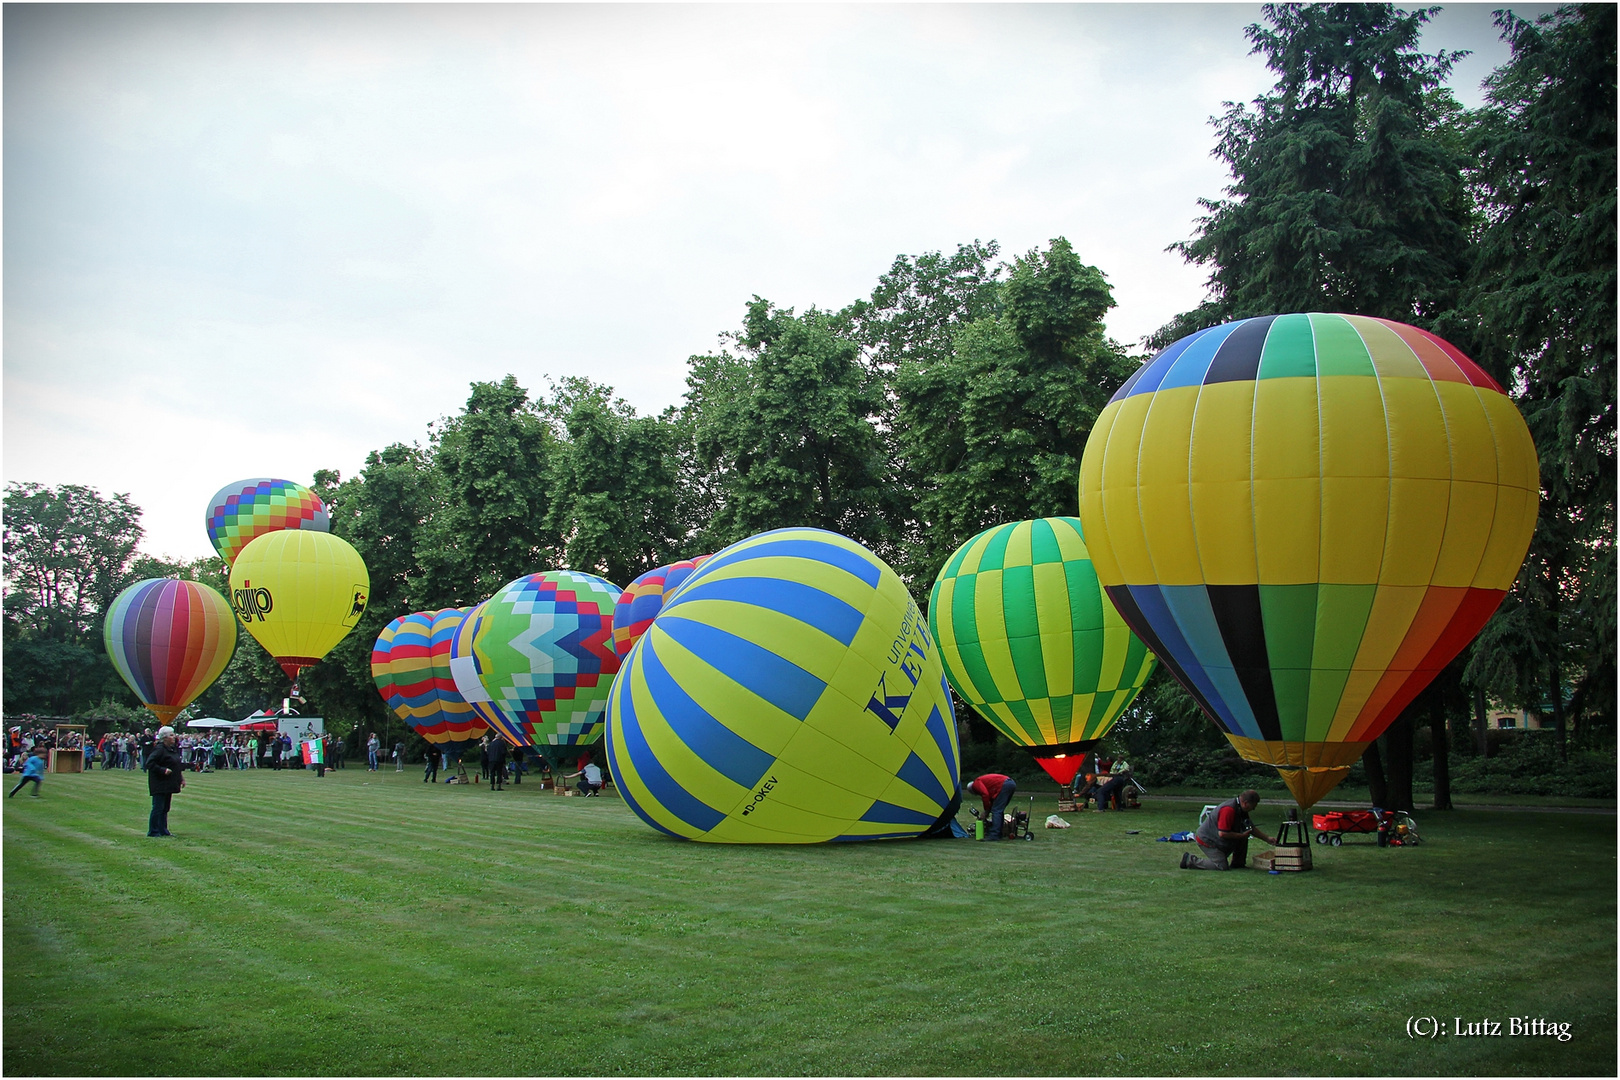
4 2 1556 562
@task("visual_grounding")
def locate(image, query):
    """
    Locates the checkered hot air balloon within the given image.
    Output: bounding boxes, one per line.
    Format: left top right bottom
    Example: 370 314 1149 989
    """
205 478 330 568
929 518 1156 786
447 571 623 749
611 555 711 658
605 528 961 843
371 609 489 746
104 579 237 726
1078 313 1539 809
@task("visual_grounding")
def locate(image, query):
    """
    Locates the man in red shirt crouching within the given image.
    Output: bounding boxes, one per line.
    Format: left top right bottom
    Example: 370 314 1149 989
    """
968 773 1016 840
1183 790 1276 870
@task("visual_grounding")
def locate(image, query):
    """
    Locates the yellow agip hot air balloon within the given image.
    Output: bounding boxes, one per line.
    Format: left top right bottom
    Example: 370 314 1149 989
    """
1078 313 1538 808
229 530 370 683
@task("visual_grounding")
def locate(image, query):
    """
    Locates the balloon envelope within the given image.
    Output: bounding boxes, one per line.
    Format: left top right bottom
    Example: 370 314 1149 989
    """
1077 313 1538 806
229 530 370 682
104 578 237 725
605 527 961 843
205 478 329 567
929 518 1156 785
448 571 623 748
612 555 711 658
371 609 488 745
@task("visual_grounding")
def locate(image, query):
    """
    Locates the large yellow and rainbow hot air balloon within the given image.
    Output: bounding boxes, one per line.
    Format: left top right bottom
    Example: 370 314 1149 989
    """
1078 313 1538 808
928 518 1156 785
229 530 370 683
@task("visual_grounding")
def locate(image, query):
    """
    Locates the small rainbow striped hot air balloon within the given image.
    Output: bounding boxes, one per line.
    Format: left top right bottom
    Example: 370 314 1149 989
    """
929 518 1156 785
448 571 623 749
205 478 329 568
104 579 237 725
1078 313 1539 808
611 555 711 658
371 609 488 746
605 527 961 844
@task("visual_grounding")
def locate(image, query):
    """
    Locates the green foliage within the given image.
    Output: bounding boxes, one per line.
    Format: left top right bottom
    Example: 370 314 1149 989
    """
544 378 686 587
683 300 896 555
415 375 562 607
1447 733 1617 798
1460 4 1617 741
2 483 146 715
1158 2 1472 346
894 238 1134 589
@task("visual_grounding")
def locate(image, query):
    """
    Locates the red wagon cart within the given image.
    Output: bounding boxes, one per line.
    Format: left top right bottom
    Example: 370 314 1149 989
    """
1312 808 1422 846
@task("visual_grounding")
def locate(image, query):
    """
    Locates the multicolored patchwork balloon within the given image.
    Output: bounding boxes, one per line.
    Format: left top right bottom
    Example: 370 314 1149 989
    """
229 530 370 683
1078 313 1539 808
205 478 329 568
448 571 623 748
104 579 237 725
605 527 961 843
371 609 488 745
929 518 1156 786
611 555 711 657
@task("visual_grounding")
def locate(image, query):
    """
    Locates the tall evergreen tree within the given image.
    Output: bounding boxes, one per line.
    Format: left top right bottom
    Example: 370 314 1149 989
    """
1461 4 1617 755
1157 2 1472 347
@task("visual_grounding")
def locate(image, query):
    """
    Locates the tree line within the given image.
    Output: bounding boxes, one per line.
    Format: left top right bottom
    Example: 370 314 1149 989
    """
4 4 1612 808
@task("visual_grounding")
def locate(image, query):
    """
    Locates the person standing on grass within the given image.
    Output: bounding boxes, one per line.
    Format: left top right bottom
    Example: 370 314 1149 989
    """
1182 790 1277 871
367 732 380 771
488 737 507 791
146 727 186 837
394 740 405 772
334 735 346 769
8 748 47 797
423 743 440 783
967 773 1016 839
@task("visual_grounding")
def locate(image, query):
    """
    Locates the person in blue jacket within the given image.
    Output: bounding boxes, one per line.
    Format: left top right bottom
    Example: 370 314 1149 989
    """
8 748 47 797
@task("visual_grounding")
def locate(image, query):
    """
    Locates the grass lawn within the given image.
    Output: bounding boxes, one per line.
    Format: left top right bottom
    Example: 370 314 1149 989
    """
5 765 1614 1076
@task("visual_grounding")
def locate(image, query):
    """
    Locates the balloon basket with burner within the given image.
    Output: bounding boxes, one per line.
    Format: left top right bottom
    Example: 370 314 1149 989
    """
1269 811 1314 872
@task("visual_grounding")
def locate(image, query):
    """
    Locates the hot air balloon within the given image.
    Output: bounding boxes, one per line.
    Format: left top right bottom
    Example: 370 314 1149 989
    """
205 478 329 568
929 518 1156 786
104 579 237 725
611 555 711 658
1077 313 1539 808
448 571 623 751
605 527 961 843
371 609 488 745
229 530 370 683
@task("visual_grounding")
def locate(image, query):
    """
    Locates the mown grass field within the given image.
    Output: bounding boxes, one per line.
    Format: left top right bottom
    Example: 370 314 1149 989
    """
4 765 1614 1076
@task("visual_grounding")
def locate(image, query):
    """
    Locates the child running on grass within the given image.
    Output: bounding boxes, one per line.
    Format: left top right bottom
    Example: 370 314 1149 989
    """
8 748 47 798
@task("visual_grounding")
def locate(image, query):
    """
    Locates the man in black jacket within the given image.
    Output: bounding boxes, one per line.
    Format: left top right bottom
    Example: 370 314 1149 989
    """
488 737 507 791
146 726 186 838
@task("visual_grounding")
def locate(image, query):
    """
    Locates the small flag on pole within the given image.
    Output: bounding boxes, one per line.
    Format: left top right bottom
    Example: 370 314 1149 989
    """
302 739 324 765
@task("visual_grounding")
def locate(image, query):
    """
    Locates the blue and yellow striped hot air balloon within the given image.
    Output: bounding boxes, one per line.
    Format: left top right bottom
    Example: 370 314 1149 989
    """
929 518 1156 786
1078 313 1539 807
605 527 961 843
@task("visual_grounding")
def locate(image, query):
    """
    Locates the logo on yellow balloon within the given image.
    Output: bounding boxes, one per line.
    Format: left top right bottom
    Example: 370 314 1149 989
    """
233 582 274 622
345 586 368 626
864 600 931 733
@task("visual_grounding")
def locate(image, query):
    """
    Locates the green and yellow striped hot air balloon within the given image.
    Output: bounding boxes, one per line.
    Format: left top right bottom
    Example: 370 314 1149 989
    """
928 518 1156 785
